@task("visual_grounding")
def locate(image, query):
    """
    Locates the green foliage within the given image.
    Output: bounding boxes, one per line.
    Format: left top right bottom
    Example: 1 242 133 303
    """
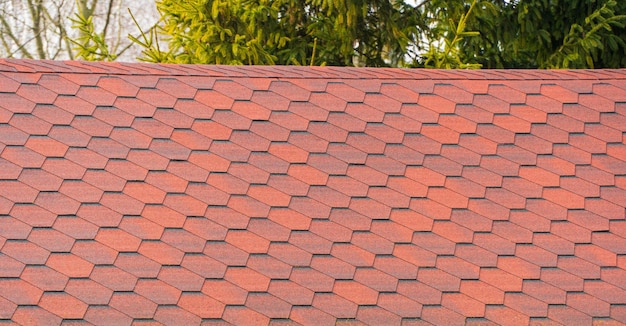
153 0 279 65
127 9 174 63
455 0 626 68
70 11 117 61
71 0 626 69
141 0 420 66
546 0 626 68
69 1 139 62
421 0 482 69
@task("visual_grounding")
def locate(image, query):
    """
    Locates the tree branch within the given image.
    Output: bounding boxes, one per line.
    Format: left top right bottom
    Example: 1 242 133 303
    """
102 0 115 41
0 12 34 58
26 0 47 59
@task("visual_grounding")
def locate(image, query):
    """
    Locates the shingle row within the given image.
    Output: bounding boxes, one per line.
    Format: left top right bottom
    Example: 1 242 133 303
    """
0 60 625 325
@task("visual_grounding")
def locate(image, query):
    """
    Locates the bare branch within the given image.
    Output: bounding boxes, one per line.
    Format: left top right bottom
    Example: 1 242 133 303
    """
26 0 47 58
0 11 34 58
102 0 115 40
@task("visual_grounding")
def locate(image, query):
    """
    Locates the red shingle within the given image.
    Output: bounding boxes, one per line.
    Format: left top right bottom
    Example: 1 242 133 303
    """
442 292 486 317
3 60 626 325
428 187 469 208
151 138 192 160
163 193 207 216
123 181 166 204
290 306 336 326
2 146 45 168
421 305 467 326
247 184 291 207
24 136 68 157
462 166 502 187
28 228 74 252
393 244 436 270
82 169 125 192
195 89 234 109
484 305 530 325
225 230 270 254
99 192 144 216
89 265 137 291
109 292 157 319
432 221 473 245
397 280 442 305
497 256 541 280
83 306 131 326
418 268 461 292
310 255 355 280
135 279 182 305
156 266 203 292
154 306 202 326
477 124 516 144
266 280 314 306
460 280 504 304
92 106 135 127
12 307 61 325
65 279 113 305
0 254 25 278
348 197 390 220
138 240 185 265
352 269 397 294
551 221 592 243
352 232 394 255
374 255 419 280
312 292 358 319
97 76 139 96
245 292 291 319
480 156 520 177
87 138 130 160
2 240 49 264
523 279 567 305
409 198 452 220
404 133 443 155
308 186 351 209
161 229 205 255
421 124 461 144
357 306 403 325
436 256 480 280
114 252 161 278
480 268 523 292
39 292 88 319
289 196 331 219
0 158 22 180
567 292 611 317
175 256 224 283
113 97 156 117
547 305 593 325
9 204 55 228
18 168 63 192
224 266 270 292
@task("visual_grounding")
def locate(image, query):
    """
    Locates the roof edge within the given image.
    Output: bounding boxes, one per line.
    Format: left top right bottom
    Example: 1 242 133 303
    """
1 58 625 80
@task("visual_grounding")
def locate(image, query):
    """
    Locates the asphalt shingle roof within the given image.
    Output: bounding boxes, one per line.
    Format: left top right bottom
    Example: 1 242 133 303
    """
0 58 625 325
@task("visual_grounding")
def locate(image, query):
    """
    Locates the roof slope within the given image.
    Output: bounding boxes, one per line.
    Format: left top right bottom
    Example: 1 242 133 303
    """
0 58 625 325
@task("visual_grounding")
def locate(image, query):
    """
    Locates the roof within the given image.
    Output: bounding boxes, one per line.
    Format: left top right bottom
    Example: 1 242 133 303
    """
0 58 625 325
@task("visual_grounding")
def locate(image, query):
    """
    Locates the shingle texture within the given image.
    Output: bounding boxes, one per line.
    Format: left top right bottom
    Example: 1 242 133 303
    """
0 58 625 325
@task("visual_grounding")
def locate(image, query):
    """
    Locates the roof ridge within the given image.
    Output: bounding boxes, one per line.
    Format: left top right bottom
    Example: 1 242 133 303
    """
1 58 625 80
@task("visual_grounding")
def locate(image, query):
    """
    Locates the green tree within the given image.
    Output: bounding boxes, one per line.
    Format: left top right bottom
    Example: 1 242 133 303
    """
450 0 626 68
143 0 420 66
70 0 626 68
418 0 484 69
